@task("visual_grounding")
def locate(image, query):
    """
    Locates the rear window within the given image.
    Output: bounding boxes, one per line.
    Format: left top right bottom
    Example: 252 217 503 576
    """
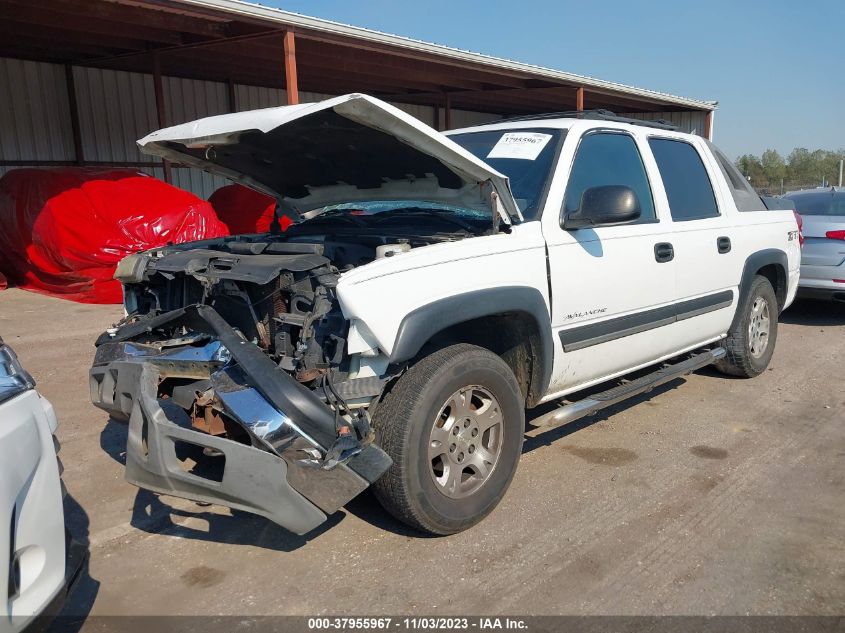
784 191 845 216
649 138 719 221
705 140 766 212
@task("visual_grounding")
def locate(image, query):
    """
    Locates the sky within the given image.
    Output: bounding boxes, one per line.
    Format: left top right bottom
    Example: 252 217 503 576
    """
263 0 843 160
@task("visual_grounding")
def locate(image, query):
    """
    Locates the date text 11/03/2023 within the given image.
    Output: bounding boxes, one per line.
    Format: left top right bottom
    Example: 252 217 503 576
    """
307 617 529 630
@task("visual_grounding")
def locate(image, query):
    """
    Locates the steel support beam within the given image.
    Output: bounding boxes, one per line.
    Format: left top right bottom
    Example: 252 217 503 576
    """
152 52 172 183
90 29 283 65
283 30 299 105
0 160 165 168
64 64 84 165
227 78 237 113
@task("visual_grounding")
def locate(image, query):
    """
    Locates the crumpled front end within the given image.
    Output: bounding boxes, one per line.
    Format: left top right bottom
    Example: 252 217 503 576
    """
89 304 391 535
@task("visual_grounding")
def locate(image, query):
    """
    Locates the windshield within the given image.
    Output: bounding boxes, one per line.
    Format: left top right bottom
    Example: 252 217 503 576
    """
785 190 845 216
314 200 488 219
296 200 492 234
447 128 564 220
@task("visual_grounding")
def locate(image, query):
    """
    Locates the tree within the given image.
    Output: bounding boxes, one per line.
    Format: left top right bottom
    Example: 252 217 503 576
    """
761 149 786 185
736 154 766 187
734 147 845 193
815 149 845 186
786 148 814 184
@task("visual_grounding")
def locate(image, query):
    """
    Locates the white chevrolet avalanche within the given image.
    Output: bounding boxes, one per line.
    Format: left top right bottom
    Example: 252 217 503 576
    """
90 94 801 537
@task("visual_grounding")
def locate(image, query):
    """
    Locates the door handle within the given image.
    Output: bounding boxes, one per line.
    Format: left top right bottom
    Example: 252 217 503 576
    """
654 242 674 263
717 236 732 254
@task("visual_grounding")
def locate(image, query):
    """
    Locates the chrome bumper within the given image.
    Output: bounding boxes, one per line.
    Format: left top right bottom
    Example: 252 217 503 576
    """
89 305 391 535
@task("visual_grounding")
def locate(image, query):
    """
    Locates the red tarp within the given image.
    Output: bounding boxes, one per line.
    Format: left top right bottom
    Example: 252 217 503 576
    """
0 168 229 304
208 184 276 235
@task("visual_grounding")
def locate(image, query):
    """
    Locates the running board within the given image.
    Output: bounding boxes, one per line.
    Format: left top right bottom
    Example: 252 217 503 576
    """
531 348 726 431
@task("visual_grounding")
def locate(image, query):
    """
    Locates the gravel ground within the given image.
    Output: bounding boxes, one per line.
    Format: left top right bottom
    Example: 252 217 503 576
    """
1 288 843 622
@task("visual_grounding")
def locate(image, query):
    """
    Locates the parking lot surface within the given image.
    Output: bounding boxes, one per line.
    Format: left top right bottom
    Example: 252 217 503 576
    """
1 288 843 621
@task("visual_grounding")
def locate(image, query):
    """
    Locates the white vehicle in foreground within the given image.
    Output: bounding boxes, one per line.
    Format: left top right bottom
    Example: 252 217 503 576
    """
1 338 81 631
90 94 801 536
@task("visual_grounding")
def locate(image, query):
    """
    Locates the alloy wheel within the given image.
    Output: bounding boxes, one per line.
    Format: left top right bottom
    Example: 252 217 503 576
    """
748 297 771 358
428 386 504 499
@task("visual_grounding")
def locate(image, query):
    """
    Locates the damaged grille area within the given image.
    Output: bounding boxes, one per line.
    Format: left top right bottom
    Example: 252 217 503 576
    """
121 242 347 388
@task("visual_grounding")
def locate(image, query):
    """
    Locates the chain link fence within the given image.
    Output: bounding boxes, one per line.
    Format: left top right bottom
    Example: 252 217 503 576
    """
752 181 832 196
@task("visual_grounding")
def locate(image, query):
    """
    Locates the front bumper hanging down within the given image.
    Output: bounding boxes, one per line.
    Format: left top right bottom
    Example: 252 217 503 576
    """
89 304 391 535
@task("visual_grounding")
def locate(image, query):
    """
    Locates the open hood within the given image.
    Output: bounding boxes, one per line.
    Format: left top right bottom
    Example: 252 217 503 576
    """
138 93 520 224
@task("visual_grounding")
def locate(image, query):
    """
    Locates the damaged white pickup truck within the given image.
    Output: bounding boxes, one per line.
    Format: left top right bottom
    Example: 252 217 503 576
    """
90 94 801 535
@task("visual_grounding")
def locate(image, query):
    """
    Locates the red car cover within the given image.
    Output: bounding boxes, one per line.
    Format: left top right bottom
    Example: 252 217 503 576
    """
208 183 276 235
0 168 229 304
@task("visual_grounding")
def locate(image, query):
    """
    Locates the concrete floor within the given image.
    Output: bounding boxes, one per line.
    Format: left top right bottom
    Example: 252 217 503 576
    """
0 288 843 621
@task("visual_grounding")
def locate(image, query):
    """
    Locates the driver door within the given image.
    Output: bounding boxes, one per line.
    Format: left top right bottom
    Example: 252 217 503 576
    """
542 129 680 395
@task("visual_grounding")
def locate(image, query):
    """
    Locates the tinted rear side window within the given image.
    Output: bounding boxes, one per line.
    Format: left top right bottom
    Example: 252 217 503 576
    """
649 138 719 221
563 132 656 222
705 140 766 212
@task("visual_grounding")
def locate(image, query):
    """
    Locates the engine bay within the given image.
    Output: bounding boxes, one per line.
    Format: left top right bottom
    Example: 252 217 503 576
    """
118 229 460 389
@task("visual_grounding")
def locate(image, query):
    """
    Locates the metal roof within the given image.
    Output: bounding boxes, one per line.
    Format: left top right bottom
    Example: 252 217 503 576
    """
175 0 717 111
1 0 717 126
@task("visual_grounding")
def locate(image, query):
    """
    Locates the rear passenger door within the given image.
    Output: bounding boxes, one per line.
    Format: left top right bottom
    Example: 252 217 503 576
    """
647 137 737 344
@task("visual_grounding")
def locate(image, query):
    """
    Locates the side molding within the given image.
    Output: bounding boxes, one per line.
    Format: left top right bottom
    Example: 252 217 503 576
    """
558 290 734 353
389 286 554 394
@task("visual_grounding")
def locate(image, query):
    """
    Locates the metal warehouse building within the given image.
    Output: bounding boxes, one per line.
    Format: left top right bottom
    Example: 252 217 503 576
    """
0 0 717 199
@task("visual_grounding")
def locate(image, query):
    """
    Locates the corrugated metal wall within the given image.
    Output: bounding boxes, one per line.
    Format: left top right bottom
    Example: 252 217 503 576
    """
0 58 75 174
443 109 502 130
0 56 709 198
73 66 157 164
230 84 440 127
627 111 708 137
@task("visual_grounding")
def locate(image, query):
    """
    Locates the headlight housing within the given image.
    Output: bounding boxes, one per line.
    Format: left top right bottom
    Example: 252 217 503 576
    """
113 253 149 284
0 338 35 405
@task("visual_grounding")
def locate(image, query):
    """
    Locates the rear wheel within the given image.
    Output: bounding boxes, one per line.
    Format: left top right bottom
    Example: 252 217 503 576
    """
715 275 778 378
372 344 524 535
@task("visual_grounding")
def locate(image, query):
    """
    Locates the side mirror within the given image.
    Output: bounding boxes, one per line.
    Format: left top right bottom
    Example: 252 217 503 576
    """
563 185 642 229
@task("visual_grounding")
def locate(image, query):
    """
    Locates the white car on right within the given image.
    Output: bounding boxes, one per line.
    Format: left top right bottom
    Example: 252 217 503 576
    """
784 187 845 302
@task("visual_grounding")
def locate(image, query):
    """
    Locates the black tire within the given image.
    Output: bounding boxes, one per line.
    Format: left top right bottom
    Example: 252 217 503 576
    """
715 275 779 378
372 344 524 535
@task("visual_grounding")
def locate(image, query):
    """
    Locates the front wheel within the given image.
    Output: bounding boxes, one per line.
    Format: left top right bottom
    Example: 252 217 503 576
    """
372 344 525 535
715 275 779 378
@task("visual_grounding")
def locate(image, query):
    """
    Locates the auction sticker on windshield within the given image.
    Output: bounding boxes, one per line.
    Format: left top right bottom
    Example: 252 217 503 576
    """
486 132 552 160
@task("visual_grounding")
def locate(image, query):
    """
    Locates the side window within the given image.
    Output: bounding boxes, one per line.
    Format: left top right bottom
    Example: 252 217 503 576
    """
563 132 656 223
648 138 719 221
705 140 766 212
